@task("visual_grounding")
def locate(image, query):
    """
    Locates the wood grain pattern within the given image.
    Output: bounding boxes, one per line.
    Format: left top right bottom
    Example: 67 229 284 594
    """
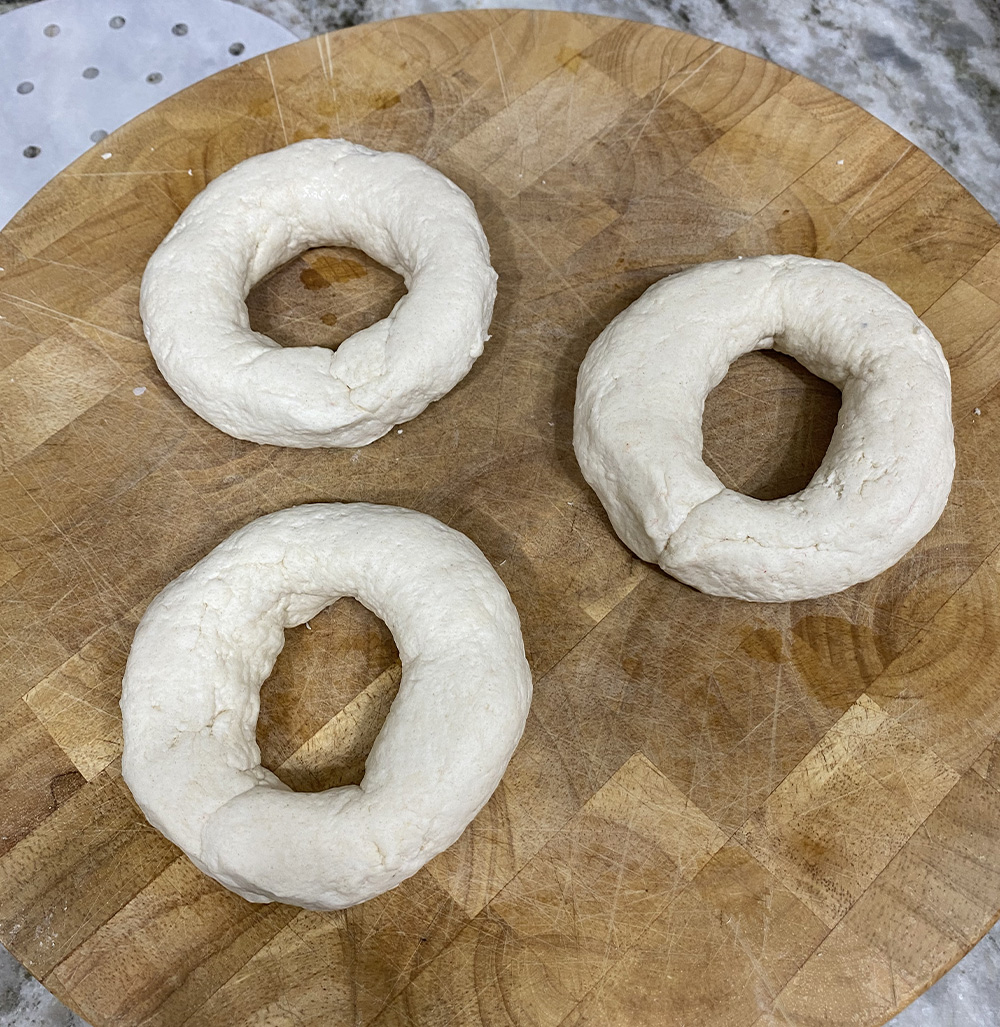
0 10 999 1026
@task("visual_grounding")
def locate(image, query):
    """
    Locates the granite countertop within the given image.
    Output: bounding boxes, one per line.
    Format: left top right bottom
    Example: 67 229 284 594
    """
0 1 998 1026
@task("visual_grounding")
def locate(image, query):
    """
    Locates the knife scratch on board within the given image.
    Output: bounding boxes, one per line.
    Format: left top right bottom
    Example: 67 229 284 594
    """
490 31 510 108
264 52 289 147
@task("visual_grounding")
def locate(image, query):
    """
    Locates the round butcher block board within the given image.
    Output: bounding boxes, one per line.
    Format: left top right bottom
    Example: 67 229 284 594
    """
1 9 999 1027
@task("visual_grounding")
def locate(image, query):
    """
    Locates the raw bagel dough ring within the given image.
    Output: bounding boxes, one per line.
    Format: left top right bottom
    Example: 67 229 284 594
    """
120 503 532 910
140 138 497 448
574 255 955 602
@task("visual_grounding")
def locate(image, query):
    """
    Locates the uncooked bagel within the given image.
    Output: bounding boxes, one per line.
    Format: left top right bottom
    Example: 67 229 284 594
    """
140 138 497 448
120 503 532 910
574 254 955 602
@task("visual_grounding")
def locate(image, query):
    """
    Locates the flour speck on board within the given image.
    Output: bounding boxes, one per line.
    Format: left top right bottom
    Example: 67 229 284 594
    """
101 153 112 160
133 386 147 396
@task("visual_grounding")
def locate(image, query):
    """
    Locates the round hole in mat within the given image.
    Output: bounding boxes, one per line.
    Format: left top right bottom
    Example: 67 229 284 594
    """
90 129 108 143
16 81 33 94
172 23 188 36
147 72 163 84
82 67 99 79
109 15 125 29
23 145 41 158
43 23 59 37
229 41 245 55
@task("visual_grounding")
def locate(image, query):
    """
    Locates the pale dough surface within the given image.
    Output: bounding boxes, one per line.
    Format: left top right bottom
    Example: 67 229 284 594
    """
140 138 497 448
574 255 955 602
120 503 532 910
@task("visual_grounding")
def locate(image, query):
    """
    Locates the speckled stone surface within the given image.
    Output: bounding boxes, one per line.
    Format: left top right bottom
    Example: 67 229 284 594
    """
0 1 998 1026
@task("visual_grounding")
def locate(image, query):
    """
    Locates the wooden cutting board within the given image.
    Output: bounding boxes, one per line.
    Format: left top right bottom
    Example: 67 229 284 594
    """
1 10 999 1026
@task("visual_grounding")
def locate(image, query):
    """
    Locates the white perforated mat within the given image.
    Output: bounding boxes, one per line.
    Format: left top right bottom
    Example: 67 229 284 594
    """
0 0 297 227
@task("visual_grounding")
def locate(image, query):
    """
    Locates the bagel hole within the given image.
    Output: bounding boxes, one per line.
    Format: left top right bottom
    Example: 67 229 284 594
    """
246 246 406 351
256 598 400 792
701 350 841 501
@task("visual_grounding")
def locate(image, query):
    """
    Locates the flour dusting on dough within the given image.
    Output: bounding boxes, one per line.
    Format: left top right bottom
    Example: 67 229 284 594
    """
573 255 955 602
140 139 497 449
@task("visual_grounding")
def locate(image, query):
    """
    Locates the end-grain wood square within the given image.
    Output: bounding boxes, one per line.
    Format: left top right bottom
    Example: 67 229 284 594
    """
736 694 960 929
